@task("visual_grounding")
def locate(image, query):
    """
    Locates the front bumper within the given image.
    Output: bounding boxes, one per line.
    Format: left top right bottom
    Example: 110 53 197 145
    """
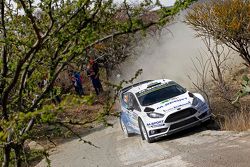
146 109 211 139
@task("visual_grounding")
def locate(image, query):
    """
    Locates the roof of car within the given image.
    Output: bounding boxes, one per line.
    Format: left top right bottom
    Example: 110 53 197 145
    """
122 79 173 94
120 80 153 94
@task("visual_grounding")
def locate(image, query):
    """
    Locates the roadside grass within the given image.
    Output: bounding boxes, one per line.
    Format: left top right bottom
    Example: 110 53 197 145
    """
221 105 250 131
209 66 250 131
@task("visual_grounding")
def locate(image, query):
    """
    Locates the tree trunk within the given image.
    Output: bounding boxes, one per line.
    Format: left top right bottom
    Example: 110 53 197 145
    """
2 145 11 167
14 144 22 167
105 66 110 81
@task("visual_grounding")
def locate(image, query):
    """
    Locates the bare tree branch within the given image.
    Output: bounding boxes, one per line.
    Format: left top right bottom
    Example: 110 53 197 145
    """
19 0 42 40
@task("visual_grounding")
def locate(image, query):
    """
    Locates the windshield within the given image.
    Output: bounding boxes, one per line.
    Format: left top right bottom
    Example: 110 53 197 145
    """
136 84 186 106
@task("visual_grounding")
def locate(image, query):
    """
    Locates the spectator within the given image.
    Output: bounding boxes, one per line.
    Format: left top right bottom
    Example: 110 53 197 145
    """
74 71 84 96
86 57 103 95
70 71 84 96
70 72 78 94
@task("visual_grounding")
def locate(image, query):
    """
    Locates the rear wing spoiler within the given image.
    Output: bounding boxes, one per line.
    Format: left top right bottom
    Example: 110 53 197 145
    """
119 80 153 94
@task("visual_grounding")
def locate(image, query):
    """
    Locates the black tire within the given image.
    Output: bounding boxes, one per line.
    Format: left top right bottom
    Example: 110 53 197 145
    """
120 117 131 137
138 118 153 143
204 116 220 130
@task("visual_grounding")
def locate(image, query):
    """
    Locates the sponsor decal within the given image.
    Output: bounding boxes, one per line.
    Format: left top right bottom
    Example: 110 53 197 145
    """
160 99 171 104
151 124 165 128
157 97 189 110
164 102 191 112
173 102 190 109
157 106 164 110
147 120 164 126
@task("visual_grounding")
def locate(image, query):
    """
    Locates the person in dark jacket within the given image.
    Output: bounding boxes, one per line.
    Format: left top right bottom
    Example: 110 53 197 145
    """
87 57 103 95
70 71 84 96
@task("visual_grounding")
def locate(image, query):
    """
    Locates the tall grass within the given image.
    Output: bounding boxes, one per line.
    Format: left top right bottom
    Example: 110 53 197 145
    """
220 105 250 131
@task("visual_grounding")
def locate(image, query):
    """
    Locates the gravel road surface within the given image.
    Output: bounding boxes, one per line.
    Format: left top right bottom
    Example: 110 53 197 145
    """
37 119 250 167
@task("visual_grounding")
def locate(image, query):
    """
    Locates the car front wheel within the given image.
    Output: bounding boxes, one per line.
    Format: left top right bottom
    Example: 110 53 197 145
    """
139 119 153 143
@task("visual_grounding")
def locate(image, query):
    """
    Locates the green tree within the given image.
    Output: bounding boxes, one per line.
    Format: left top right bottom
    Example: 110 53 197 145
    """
0 0 196 166
185 0 250 65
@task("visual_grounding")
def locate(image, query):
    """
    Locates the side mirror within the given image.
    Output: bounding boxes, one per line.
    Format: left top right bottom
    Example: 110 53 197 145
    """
144 107 155 112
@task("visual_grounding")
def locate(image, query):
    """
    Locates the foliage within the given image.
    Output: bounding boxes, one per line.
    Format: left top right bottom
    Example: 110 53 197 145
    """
185 0 250 65
0 147 46 166
233 75 250 104
0 0 196 166
83 94 96 106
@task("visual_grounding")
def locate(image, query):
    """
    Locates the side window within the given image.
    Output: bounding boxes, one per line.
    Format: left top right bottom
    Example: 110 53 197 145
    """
121 93 129 109
129 93 141 112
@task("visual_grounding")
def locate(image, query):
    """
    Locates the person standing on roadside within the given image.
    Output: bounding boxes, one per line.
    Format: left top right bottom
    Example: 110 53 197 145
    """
86 57 103 95
70 71 84 96
74 71 84 96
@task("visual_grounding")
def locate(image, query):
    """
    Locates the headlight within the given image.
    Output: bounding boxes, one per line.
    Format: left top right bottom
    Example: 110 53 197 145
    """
192 97 199 106
147 112 164 118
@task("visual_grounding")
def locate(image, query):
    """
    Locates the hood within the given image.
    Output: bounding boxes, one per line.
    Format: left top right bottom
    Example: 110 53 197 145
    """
147 93 192 115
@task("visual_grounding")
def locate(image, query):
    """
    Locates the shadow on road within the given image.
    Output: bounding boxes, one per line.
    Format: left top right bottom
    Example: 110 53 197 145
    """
52 120 115 146
156 119 221 143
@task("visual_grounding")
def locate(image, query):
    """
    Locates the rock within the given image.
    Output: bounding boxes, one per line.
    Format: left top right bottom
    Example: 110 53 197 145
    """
28 141 45 151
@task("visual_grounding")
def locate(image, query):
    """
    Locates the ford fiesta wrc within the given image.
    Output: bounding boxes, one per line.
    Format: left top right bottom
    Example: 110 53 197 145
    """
119 79 211 143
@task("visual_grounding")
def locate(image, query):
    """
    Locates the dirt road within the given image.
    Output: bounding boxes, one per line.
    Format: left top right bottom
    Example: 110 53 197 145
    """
37 119 250 167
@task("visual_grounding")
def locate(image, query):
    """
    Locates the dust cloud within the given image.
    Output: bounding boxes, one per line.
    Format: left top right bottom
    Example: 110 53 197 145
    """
116 14 241 89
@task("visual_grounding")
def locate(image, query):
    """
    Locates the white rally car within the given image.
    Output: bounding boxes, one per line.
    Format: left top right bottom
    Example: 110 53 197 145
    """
119 79 211 143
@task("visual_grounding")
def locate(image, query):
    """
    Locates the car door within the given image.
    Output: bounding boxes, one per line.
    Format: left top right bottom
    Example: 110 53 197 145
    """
127 93 141 133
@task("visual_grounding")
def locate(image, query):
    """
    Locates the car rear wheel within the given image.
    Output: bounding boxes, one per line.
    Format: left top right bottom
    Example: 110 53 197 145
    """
139 119 153 143
120 117 130 137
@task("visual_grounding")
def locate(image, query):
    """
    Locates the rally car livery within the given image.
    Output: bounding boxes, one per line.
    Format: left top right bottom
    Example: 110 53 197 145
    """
119 79 211 143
